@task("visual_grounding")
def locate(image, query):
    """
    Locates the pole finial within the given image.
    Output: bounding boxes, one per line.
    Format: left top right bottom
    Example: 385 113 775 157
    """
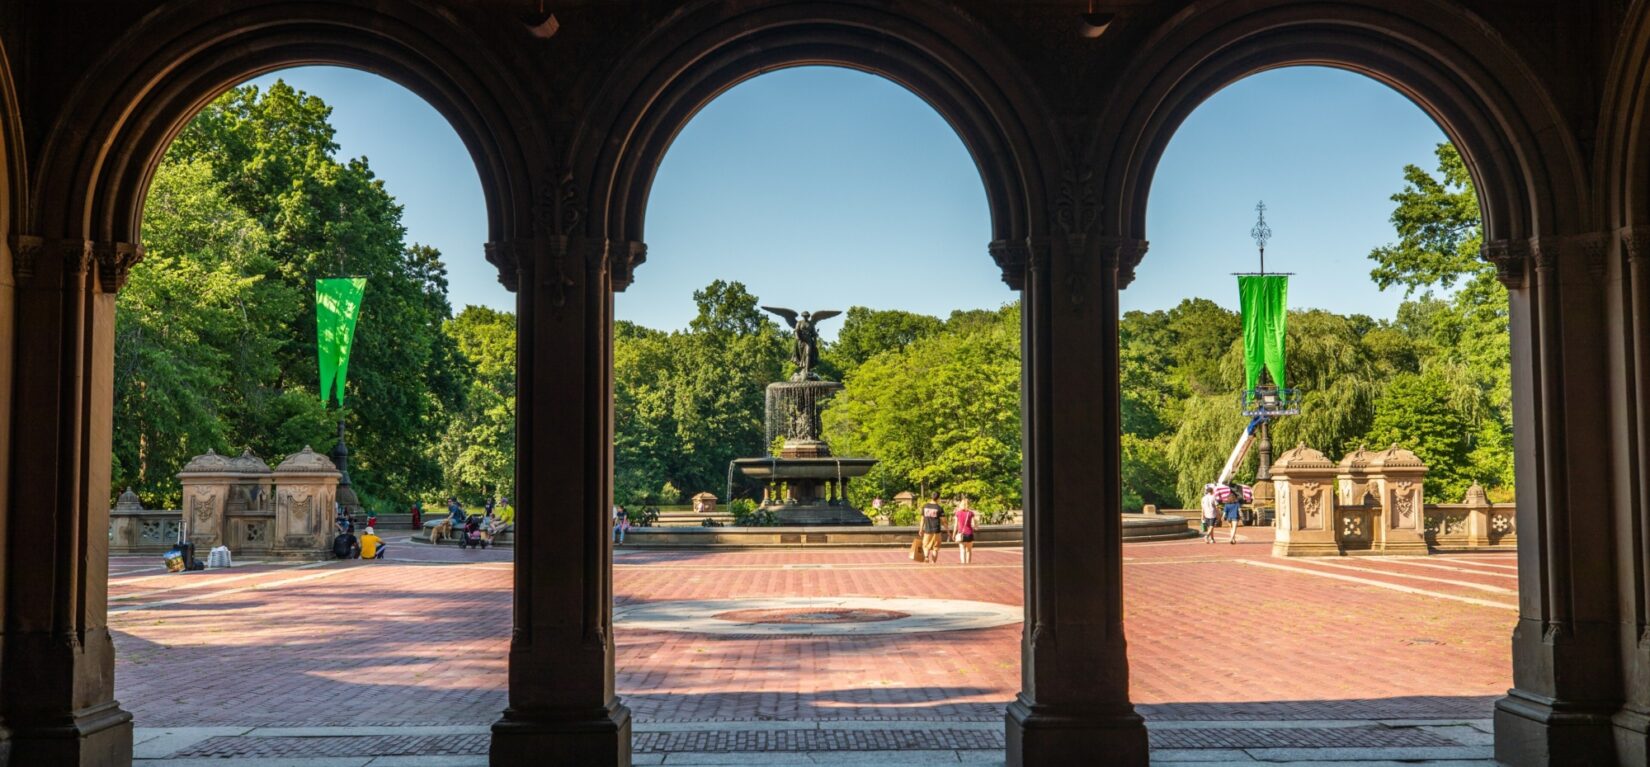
1251 200 1272 273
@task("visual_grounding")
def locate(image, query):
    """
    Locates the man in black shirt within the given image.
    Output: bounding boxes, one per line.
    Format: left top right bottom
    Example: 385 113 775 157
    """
919 493 946 564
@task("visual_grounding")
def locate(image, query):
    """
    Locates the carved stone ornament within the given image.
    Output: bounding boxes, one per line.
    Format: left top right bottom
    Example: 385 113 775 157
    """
1393 481 1416 522
1481 239 1529 289
613 240 647 292
1531 236 1559 276
191 492 218 523
1055 166 1098 236
9 234 41 282
1573 233 1609 283
275 445 339 474
988 239 1030 290
535 166 585 238
179 448 234 473
545 236 579 315
484 241 522 292
94 241 143 292
229 448 272 474
1118 239 1148 290
1623 228 1650 269
61 239 94 276
1300 486 1322 527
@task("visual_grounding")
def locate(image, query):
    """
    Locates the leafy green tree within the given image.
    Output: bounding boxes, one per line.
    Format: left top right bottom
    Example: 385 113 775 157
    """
1362 370 1475 499
824 304 1021 511
124 80 465 508
115 158 278 506
828 307 944 373
612 281 788 505
436 306 516 502
1368 141 1511 497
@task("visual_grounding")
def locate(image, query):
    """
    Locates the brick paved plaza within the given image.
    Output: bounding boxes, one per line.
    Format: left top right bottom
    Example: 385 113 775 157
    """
115 528 1512 764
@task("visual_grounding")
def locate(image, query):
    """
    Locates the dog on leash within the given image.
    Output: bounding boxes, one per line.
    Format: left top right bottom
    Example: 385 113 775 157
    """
428 518 454 544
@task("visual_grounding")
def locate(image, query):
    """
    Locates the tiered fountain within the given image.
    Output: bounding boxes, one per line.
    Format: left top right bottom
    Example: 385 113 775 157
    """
730 306 876 525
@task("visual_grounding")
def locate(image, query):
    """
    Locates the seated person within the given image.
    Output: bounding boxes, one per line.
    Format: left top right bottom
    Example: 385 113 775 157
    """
331 529 359 559
460 514 487 549
359 526 386 560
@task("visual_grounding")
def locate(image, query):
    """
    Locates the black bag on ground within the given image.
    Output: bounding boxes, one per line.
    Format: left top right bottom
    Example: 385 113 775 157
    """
332 533 356 559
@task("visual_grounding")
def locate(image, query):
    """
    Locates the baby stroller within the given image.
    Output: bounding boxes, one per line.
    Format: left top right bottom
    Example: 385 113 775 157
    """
459 515 487 550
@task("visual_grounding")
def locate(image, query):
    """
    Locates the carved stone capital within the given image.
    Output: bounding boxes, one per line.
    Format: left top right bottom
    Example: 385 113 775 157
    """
1481 239 1530 289
93 241 143 293
1095 236 1149 290
1622 227 1650 270
9 234 41 283
60 239 94 277
1530 236 1560 275
988 239 1030 290
1571 233 1609 283
612 240 646 292
485 240 523 292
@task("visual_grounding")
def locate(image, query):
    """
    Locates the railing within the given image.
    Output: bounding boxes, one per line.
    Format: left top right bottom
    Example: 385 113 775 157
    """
109 509 183 554
1423 502 1517 549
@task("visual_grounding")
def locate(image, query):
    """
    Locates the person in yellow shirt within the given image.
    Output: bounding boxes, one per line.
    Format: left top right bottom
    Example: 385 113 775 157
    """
360 526 386 560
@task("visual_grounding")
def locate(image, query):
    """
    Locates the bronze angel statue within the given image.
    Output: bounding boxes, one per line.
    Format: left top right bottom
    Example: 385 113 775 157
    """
761 306 841 380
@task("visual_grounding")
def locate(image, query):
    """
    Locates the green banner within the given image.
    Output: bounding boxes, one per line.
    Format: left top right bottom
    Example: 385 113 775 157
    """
317 277 367 406
1238 275 1288 392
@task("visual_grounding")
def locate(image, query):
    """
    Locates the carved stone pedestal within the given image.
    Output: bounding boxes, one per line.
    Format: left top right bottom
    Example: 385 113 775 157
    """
1368 445 1429 554
270 447 339 558
1270 444 1340 557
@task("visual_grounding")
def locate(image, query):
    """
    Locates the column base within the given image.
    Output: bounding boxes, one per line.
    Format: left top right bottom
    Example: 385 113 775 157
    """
491 701 631 767
1614 707 1650 764
7 700 131 767
1494 689 1615 766
1005 696 1147 767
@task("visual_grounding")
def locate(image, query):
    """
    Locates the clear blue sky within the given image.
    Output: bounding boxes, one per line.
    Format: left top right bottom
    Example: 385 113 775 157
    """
248 65 1450 333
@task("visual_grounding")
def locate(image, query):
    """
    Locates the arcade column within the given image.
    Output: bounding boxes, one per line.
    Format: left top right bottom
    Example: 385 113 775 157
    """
1006 233 1148 766
3 238 138 766
488 236 631 766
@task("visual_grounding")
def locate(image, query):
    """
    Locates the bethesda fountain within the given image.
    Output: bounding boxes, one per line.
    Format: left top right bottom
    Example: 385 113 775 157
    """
730 305 876 525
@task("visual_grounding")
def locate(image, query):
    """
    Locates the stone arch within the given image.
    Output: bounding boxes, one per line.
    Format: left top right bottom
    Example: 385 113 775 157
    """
1092 1 1587 247
0 35 21 246
30 1 542 263
1599 0 1650 230
573 0 1059 288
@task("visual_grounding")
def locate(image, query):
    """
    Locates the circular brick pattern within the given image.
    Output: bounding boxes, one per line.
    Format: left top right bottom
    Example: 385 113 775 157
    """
712 607 909 624
615 596 1020 636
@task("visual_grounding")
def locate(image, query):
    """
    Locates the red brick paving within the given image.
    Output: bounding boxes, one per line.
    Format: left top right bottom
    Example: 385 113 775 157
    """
111 527 1512 727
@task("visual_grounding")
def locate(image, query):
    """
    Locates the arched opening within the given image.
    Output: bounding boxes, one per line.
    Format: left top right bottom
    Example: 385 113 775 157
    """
1123 67 1517 749
107 64 513 746
611 64 1024 754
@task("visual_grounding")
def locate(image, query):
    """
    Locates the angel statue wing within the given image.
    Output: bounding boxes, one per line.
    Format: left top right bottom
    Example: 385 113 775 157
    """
807 310 842 324
760 306 799 328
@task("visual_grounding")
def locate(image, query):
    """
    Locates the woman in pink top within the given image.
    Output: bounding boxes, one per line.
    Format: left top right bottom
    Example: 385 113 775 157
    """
953 499 977 564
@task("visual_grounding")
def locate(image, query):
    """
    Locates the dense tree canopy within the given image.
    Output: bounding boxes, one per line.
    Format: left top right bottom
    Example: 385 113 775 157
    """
119 81 464 508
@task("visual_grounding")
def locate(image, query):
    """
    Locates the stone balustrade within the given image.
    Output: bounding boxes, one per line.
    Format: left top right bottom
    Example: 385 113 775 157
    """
108 488 183 555
1271 441 1516 557
111 446 341 560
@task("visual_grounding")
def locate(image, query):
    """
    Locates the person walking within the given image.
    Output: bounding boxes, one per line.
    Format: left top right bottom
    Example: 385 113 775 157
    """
1223 483 1243 544
953 498 977 564
919 493 946 564
1200 484 1219 543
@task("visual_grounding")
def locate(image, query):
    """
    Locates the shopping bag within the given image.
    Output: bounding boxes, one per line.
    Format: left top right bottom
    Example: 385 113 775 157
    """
909 537 922 561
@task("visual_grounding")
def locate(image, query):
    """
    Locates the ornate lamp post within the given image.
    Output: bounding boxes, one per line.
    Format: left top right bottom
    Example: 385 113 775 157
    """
1236 202 1298 524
